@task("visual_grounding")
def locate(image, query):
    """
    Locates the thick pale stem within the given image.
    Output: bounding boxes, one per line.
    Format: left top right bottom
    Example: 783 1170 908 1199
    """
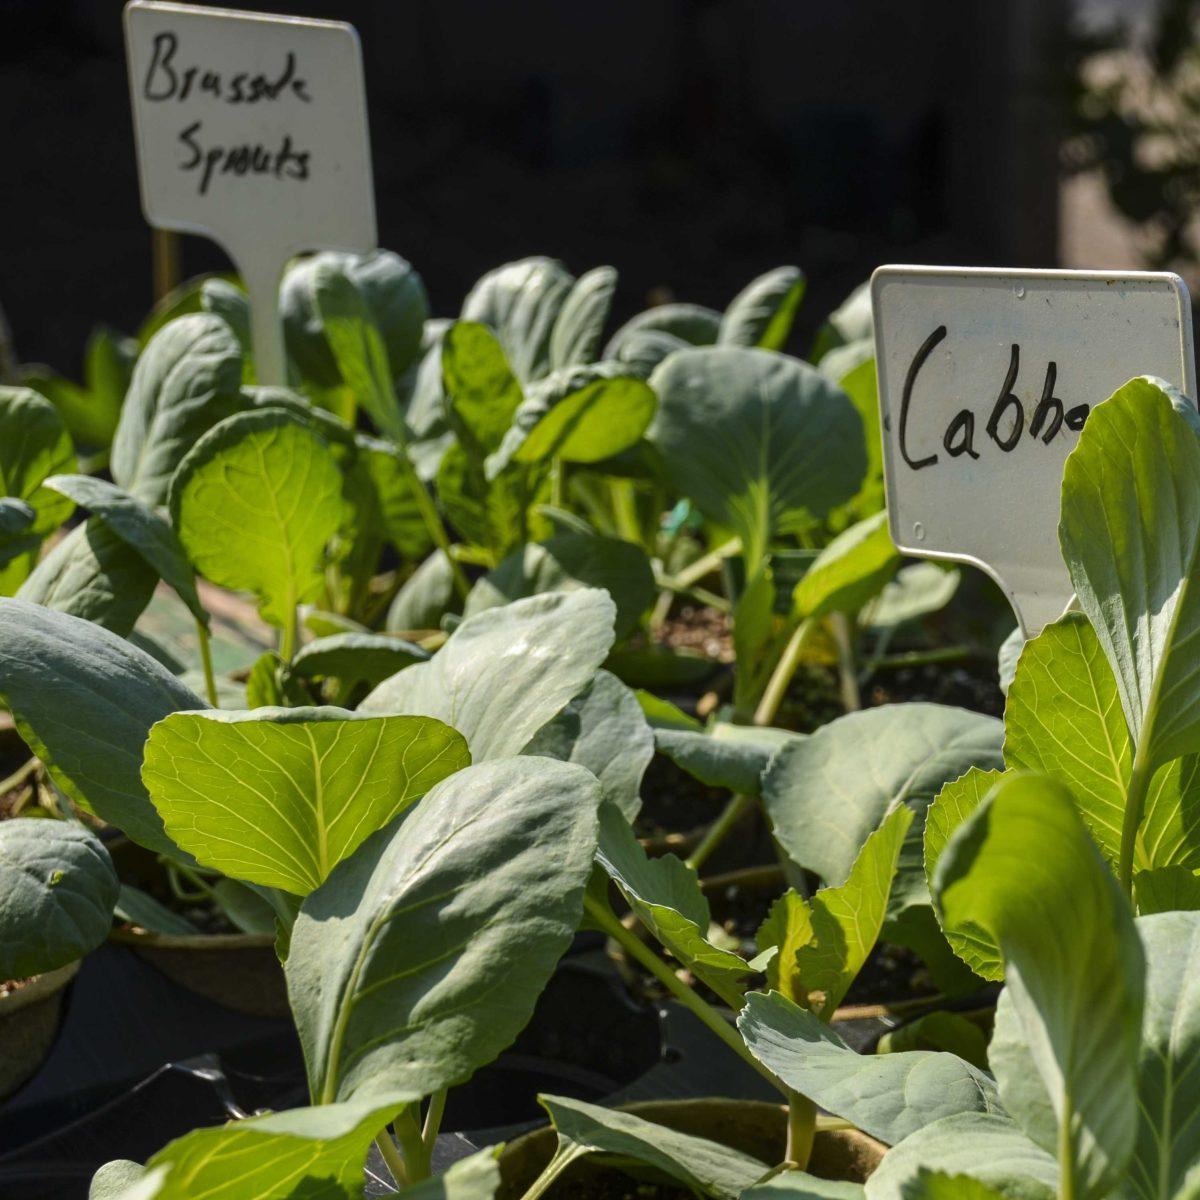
830 613 861 712
196 618 220 708
754 619 814 727
374 1131 410 1189
785 1090 816 1170
422 1089 447 1153
392 1107 429 1183
584 893 786 1095
279 604 299 663
674 537 742 590
1119 746 1153 901
687 793 755 872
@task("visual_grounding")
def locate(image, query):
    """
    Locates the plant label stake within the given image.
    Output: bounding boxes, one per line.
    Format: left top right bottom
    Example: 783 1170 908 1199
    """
123 0 376 385
872 266 1196 635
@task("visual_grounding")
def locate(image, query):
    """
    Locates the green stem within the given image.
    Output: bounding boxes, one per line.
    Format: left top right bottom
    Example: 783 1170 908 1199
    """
392 1106 429 1182
520 1145 589 1200
653 575 732 613
673 537 742 589
785 1090 816 1170
394 448 470 602
754 619 814 727
196 617 220 708
422 1089 447 1152
1120 745 1154 901
861 644 974 675
279 604 299 664
1058 1087 1076 1200
687 793 755 872
584 893 785 1096
374 1131 410 1189
609 478 642 546
829 613 861 712
550 456 566 509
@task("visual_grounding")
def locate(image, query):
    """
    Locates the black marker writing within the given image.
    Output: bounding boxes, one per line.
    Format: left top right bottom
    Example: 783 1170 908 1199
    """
179 121 310 195
144 32 311 104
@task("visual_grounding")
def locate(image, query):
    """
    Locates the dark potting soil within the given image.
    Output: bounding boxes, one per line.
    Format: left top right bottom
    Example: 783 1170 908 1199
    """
653 605 734 663
865 658 1004 719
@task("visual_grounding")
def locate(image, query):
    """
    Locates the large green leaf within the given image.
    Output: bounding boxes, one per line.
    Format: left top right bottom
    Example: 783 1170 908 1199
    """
864 1113 1056 1200
1134 864 1200 914
654 722 801 797
719 266 806 351
762 704 1003 888
932 773 1145 1200
595 802 751 1006
0 386 75 538
111 314 244 505
1060 378 1200 768
282 250 427 389
18 518 158 636
1128 911 1200 1199
549 265 618 370
171 409 349 630
460 257 574 384
487 362 656 474
738 992 1001 1146
287 757 602 1103
922 768 1006 981
0 599 205 857
143 708 469 895
464 533 655 638
441 321 523 454
44 474 205 626
105 1091 414 1200
742 1174 863 1199
792 511 899 621
361 589 615 761
649 348 866 571
523 669 653 821
0 819 119 979
537 1095 767 1200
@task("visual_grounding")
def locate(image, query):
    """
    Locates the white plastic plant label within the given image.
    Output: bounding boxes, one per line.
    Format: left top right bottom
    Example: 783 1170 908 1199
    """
123 0 376 384
872 266 1196 635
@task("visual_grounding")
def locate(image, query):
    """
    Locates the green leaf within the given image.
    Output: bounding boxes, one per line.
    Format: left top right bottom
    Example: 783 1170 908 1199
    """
287 757 602 1102
387 550 459 633
144 707 469 895
523 669 653 821
719 266 806 351
824 350 883 523
487 362 656 475
877 1011 989 1070
289 633 428 690
537 1094 767 1200
605 303 722 359
89 1160 152 1199
1060 377 1200 768
610 329 690 378
762 704 1003 888
394 1149 501 1200
898 1170 1012 1199
1134 865 1200 914
932 773 1145 1199
0 819 119 978
550 265 618 369
0 599 205 857
1128 910 1200 1200
44 474 206 626
0 386 75 538
790 804 913 1017
792 511 899 621
862 563 959 631
441 321 523 454
738 992 1001 1146
171 409 349 630
649 348 866 571
464 533 655 639
596 802 751 1007
133 1092 414 1199
200 279 252 369
863 1113 1056 1200
742 1172 863 1198
811 282 872 363
362 589 616 761
114 883 197 936
111 314 244 506
283 251 428 389
922 768 1006 981
655 722 801 796
18 518 159 636
461 257 574 384
359 437 434 560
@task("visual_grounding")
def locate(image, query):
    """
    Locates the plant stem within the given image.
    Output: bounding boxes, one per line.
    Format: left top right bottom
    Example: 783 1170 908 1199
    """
609 478 642 546
195 618 220 708
279 605 299 663
550 456 566 509
394 448 471 602
392 1106 430 1182
785 1090 816 1170
519 1145 589 1200
422 1088 446 1152
687 793 755 872
754 619 814 727
673 537 742 590
374 1131 410 1189
653 574 732 613
1119 745 1154 901
584 893 786 1095
1058 1087 1076 1200
829 613 861 712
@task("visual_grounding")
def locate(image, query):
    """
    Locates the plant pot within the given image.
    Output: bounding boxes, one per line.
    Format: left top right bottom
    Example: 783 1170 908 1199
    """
493 1099 885 1198
0 964 79 1102
108 927 289 1018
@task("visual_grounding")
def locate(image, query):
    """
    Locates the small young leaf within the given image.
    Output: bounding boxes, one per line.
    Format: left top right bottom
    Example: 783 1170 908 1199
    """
288 757 602 1102
363 589 616 761
898 1170 1012 1199
605 303 722 360
387 550 459 633
289 633 428 689
538 1094 767 1200
719 266 806 351
144 708 469 895
171 409 349 631
655 722 801 797
862 563 959 632
0 386 75 538
441 320 524 455
792 511 899 621
738 992 1000 1146
0 820 119 979
877 1011 989 1070
550 264 618 369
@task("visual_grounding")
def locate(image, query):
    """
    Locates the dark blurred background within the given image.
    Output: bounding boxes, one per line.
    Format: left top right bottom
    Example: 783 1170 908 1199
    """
2 0 1183 377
